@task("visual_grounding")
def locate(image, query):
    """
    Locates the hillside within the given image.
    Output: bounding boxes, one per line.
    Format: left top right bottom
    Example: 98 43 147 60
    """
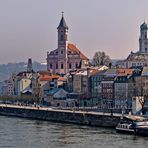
0 62 47 82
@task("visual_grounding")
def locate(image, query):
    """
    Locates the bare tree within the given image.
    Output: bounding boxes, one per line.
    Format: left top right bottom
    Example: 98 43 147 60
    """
134 76 148 114
92 51 111 66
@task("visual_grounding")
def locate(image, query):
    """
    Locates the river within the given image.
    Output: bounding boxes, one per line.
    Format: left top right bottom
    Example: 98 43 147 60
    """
0 116 148 148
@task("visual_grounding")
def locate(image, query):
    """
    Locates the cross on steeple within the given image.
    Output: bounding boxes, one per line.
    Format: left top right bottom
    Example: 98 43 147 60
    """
62 11 64 17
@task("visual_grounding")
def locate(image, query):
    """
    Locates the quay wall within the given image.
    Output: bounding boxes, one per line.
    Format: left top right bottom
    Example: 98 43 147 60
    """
0 105 122 127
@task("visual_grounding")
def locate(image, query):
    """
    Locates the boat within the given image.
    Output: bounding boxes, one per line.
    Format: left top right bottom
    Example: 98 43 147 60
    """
134 121 148 136
116 115 148 136
116 121 135 134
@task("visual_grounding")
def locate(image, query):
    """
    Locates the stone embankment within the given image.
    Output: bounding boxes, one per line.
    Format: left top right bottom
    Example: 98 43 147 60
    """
0 104 123 127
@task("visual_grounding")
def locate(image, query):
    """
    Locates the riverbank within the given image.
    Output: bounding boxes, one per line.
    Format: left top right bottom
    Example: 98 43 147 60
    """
0 104 123 127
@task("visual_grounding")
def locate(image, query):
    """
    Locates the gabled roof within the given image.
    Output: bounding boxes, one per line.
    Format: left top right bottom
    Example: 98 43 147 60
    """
47 88 67 96
67 43 89 60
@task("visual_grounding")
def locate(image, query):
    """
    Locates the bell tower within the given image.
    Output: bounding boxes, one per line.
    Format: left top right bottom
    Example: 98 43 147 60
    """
139 22 148 53
57 12 68 49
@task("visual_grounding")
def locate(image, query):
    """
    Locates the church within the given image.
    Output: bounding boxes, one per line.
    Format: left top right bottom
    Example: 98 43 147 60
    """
120 22 148 68
47 14 89 74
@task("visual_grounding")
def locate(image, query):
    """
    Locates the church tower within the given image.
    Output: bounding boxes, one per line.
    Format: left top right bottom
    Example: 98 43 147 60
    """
139 22 148 53
57 12 68 49
57 12 69 73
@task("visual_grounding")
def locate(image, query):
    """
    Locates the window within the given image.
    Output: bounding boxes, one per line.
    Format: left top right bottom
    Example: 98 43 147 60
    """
61 50 64 54
61 63 64 69
145 42 147 45
61 35 64 41
145 48 147 52
56 63 58 69
76 63 78 68
50 64 52 69
69 63 72 69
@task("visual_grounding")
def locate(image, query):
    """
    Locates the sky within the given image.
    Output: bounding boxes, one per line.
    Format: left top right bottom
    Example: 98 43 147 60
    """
0 0 148 64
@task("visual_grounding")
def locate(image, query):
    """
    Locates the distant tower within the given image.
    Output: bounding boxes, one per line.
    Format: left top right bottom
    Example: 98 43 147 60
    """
27 58 33 72
139 22 148 53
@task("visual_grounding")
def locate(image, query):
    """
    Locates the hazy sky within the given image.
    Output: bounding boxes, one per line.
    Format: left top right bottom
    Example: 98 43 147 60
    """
0 0 148 64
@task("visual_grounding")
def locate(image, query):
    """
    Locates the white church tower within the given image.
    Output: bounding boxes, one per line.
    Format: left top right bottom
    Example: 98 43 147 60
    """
139 22 148 53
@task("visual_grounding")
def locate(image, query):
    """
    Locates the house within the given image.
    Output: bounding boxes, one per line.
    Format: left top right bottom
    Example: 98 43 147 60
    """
101 68 118 107
114 69 133 108
1 79 14 96
90 70 107 105
46 88 68 107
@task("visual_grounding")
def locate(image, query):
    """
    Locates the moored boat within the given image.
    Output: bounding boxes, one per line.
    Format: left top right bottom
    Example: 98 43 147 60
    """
116 115 148 136
116 121 135 134
136 126 148 136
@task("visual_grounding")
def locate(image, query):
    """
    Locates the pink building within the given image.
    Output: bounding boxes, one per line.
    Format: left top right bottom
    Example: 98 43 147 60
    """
47 14 89 74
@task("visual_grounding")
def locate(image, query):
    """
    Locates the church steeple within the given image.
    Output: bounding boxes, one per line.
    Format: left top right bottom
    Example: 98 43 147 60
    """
57 12 68 49
57 12 68 30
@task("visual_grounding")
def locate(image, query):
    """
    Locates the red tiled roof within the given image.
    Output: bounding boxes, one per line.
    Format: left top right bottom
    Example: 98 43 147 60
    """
117 68 133 76
67 43 89 60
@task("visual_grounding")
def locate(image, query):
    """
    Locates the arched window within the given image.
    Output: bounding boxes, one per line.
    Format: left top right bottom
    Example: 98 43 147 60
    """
61 63 64 69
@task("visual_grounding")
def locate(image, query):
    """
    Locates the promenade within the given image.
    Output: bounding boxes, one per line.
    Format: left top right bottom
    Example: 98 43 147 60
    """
0 104 122 117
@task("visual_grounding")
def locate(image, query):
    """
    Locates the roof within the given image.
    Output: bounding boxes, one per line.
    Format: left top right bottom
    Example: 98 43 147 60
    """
57 15 68 29
47 88 67 96
117 68 133 76
39 74 66 81
126 52 148 61
140 22 148 30
67 43 89 60
104 68 118 76
141 67 148 76
91 69 107 76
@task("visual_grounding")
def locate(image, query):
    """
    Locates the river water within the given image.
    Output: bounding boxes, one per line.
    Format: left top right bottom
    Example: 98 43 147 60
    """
0 116 148 148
